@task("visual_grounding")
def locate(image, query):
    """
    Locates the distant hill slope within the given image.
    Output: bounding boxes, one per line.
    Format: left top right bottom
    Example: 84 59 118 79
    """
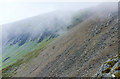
11 3 118 77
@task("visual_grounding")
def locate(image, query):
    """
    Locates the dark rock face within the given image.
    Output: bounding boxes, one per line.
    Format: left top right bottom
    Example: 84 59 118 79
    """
37 35 45 43
49 33 59 40
37 30 59 43
9 36 20 46
8 28 59 47
30 37 37 41
3 57 10 62
37 30 51 43
9 33 30 46
18 34 30 46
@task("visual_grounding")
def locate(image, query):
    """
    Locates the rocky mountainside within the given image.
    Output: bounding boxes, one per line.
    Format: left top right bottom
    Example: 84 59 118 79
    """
2 8 92 77
2 3 118 78
11 3 118 77
95 55 120 77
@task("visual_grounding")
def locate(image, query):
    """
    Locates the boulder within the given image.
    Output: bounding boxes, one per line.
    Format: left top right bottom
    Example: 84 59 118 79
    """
95 55 120 77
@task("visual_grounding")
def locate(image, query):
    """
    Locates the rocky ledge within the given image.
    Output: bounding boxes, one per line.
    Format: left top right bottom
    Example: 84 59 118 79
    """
95 55 120 78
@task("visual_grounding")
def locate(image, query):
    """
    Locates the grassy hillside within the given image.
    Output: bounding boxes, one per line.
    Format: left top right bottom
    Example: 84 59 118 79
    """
2 36 55 77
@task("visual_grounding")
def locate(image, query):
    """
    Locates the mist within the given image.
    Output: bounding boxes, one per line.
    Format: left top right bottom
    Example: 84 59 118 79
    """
0 2 100 25
2 2 118 49
1 2 102 46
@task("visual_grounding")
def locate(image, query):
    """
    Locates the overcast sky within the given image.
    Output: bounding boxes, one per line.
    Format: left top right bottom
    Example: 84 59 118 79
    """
0 0 118 54
0 0 118 25
0 2 102 25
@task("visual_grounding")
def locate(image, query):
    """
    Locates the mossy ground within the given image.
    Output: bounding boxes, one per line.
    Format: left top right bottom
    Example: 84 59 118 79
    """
114 72 120 77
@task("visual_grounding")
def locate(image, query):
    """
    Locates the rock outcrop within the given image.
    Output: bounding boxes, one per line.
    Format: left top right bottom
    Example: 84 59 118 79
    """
95 55 120 78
